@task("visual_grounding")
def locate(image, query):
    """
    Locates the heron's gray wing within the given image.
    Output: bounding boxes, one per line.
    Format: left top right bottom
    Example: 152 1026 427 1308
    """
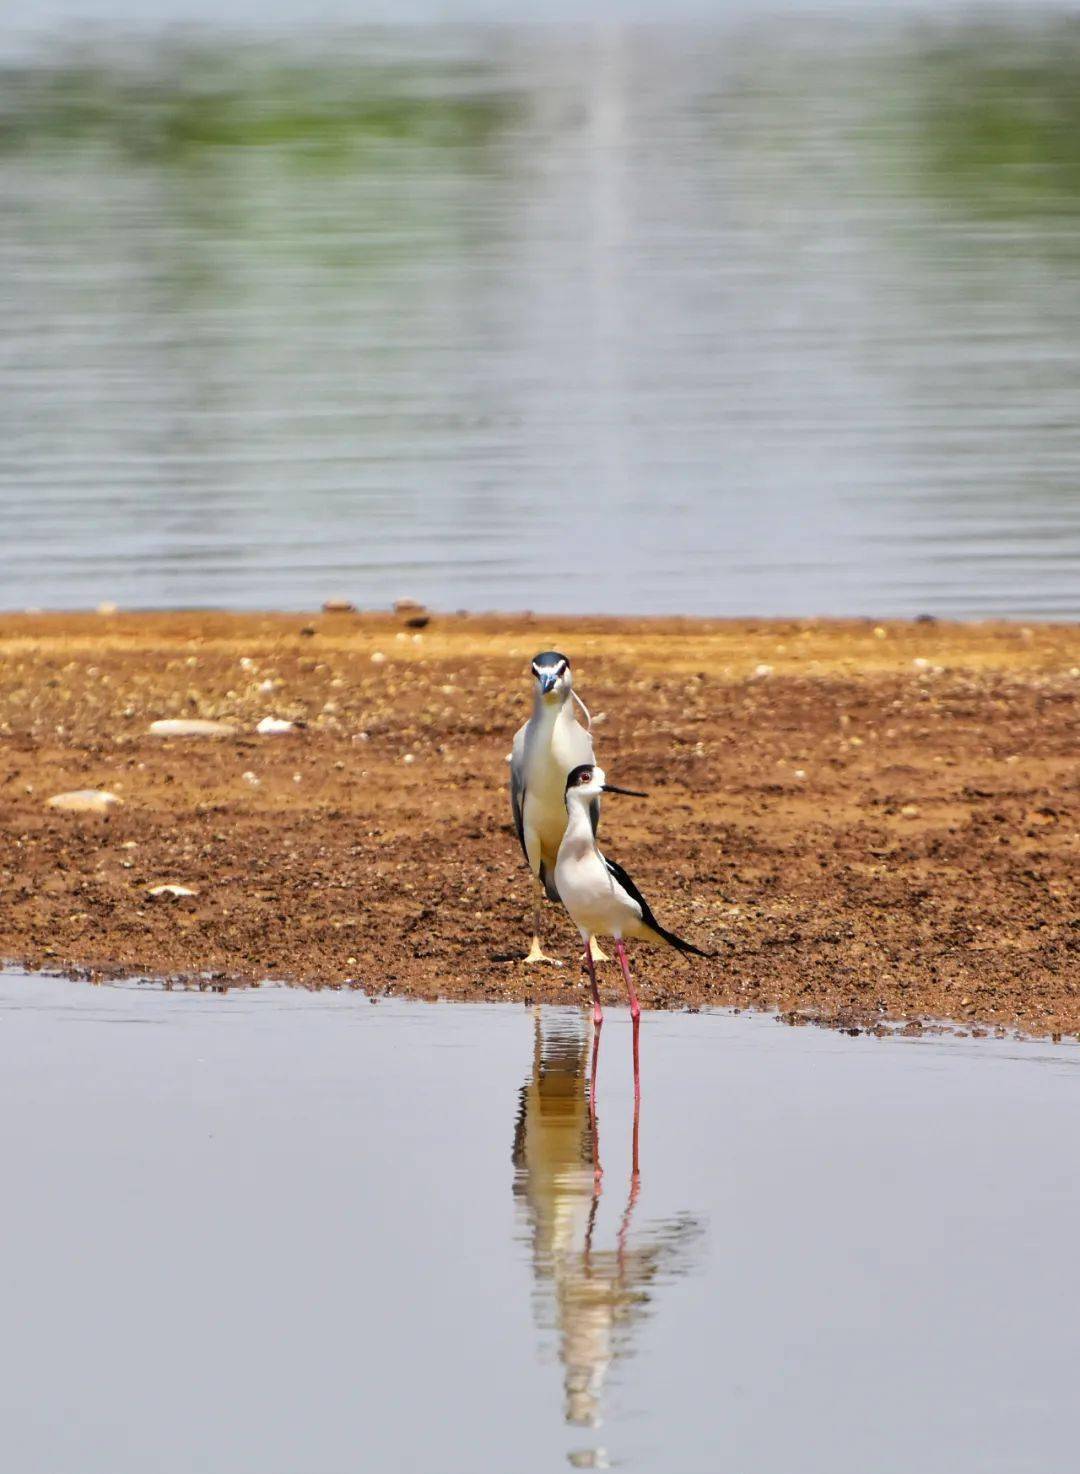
509 731 530 865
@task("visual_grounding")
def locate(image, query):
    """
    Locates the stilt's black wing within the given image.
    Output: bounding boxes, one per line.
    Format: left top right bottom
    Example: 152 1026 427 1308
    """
589 796 601 839
602 855 713 958
602 855 661 930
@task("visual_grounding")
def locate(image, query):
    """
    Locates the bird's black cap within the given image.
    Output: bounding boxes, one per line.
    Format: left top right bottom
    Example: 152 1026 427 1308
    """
564 763 595 793
532 650 569 670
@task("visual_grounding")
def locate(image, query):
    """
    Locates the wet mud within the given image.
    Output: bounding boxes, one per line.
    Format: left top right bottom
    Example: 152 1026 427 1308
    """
0 610 1076 1036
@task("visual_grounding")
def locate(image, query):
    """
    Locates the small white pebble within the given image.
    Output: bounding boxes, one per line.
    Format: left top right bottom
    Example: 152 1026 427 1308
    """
752 663 773 679
241 771 261 786
403 754 416 765
292 773 302 783
147 883 197 899
794 769 807 780
148 718 236 737
256 716 295 735
370 652 386 665
259 678 275 693
873 626 887 639
239 657 256 671
912 657 930 670
47 789 122 813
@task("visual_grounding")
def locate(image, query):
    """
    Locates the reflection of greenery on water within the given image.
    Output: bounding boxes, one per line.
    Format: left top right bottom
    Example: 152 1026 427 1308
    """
0 41 525 285
0 45 521 166
914 23 1080 218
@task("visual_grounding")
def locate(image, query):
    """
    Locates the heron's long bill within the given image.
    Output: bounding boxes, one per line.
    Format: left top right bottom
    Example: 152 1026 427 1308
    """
601 783 648 797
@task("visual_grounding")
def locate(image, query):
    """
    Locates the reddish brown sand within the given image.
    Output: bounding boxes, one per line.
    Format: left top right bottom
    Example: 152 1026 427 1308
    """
0 611 1076 1036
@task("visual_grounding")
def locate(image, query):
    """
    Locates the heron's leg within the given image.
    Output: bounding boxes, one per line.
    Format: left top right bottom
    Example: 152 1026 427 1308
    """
583 938 603 1027
613 940 641 1022
524 878 563 965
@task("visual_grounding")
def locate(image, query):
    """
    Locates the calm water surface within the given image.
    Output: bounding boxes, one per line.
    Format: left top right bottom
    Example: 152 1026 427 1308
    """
1 970 1079 1472
2 7 1080 617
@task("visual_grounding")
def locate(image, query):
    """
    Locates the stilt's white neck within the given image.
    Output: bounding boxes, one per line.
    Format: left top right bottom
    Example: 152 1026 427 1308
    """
562 794 597 849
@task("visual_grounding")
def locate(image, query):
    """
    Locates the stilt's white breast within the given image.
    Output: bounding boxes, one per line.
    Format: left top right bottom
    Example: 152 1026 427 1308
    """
554 817 644 941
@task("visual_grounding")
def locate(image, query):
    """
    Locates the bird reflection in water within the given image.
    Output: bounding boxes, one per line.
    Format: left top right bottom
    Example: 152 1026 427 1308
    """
512 1008 701 1466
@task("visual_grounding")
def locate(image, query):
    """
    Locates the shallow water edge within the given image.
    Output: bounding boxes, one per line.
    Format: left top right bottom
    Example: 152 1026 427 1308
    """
4 960 1076 1050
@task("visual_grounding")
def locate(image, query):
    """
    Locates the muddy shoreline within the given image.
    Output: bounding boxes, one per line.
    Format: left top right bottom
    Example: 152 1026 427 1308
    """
1 610 1076 1036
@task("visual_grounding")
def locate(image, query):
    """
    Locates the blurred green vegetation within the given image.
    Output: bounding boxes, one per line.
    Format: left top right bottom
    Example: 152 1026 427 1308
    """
915 23 1080 218
0 46 522 166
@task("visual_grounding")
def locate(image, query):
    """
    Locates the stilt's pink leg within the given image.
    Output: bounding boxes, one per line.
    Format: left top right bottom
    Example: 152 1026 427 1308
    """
614 940 640 1021
617 1080 641 1277
631 1046 641 1178
631 1010 641 1106
615 941 642 1103
589 1021 603 1185
583 941 603 1027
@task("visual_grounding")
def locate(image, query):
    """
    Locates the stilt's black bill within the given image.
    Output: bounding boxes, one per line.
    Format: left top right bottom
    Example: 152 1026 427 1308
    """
601 783 648 797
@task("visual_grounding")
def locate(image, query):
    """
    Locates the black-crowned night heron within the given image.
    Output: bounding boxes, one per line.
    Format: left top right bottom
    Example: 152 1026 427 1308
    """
510 651 602 965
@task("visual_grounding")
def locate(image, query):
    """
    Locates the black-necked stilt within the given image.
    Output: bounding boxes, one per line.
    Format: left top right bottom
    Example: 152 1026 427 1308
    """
555 763 712 1045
